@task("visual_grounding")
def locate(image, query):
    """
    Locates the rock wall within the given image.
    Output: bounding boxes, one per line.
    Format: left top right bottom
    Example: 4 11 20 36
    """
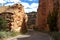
36 0 53 31
36 0 60 31
0 3 28 32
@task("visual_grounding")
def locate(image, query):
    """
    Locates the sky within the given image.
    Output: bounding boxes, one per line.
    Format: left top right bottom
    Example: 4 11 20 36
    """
0 0 39 13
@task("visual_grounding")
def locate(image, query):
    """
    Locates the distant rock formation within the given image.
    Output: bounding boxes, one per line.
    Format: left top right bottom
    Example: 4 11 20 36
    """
26 12 36 29
0 3 28 32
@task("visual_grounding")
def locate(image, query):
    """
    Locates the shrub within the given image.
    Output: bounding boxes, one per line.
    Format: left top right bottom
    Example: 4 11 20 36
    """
0 31 20 39
47 10 58 32
50 32 60 40
0 17 8 31
0 31 7 38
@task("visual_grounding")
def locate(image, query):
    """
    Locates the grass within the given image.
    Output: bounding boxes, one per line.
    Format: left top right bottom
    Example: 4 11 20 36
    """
0 30 28 40
0 31 20 39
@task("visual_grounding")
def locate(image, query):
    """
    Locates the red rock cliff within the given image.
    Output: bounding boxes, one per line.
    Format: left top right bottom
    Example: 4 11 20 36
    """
36 0 53 31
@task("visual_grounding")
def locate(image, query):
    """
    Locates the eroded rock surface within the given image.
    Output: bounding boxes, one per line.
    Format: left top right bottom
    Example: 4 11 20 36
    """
36 0 60 31
36 0 53 31
0 3 28 32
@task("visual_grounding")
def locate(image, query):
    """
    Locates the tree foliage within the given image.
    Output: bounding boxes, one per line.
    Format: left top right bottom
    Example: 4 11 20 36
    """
47 9 58 32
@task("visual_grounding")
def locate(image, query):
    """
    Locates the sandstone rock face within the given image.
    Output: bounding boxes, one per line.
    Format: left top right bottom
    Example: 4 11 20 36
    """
36 0 60 31
0 3 28 32
36 0 53 31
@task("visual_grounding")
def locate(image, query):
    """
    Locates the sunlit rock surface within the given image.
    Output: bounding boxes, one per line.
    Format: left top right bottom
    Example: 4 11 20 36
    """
0 3 28 32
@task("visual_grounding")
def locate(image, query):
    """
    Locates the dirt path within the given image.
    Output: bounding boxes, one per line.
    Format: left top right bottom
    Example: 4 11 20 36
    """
7 30 52 40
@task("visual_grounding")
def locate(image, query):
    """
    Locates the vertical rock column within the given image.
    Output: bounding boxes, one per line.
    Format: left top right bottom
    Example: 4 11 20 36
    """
36 0 53 31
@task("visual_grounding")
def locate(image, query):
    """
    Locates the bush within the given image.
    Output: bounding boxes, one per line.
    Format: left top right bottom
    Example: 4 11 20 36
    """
0 31 7 38
0 31 20 39
50 32 60 40
47 10 58 32
0 17 8 31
